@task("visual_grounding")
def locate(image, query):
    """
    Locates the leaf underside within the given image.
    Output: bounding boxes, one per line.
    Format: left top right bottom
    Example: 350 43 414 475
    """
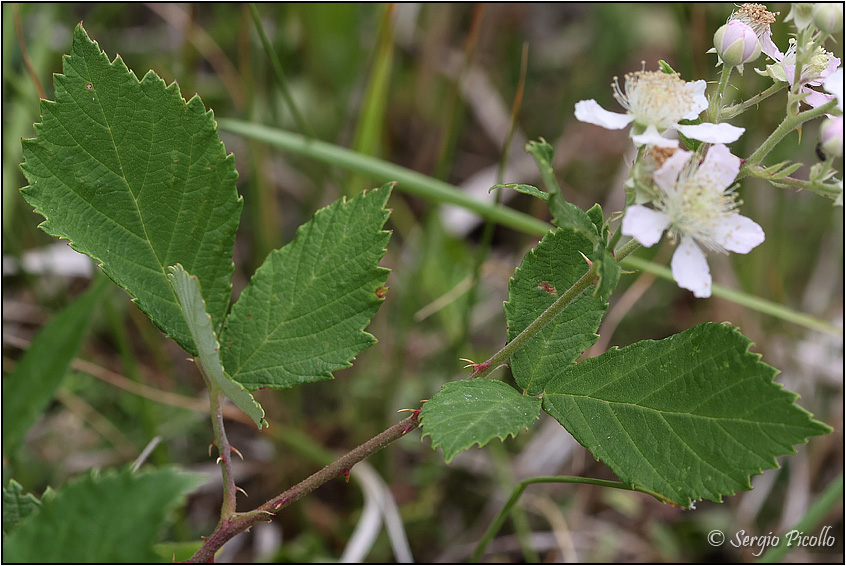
420 380 542 463
504 229 607 396
20 24 242 354
168 265 266 429
221 183 393 390
542 322 831 507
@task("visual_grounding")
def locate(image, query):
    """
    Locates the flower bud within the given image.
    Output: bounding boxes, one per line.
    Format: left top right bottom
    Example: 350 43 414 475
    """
820 116 843 158
714 21 761 69
813 3 844 34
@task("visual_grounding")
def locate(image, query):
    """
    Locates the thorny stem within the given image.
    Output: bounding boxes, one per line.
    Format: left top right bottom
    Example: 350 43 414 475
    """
471 237 642 381
187 413 420 563
707 65 733 122
718 81 787 121
208 388 238 519
742 98 838 170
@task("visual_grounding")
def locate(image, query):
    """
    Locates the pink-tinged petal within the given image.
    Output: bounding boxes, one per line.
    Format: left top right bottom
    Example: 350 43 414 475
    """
675 122 745 144
759 32 783 61
683 80 709 119
802 88 835 109
574 99 634 130
671 238 712 298
693 143 741 192
823 68 843 111
653 149 692 194
621 205 670 247
710 213 765 254
631 124 678 148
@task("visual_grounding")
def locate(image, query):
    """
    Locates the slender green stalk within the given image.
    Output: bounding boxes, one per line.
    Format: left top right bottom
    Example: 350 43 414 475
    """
708 65 733 122
757 473 843 563
471 238 640 380
742 98 838 169
248 3 312 138
621 256 842 335
216 119 552 236
719 82 787 121
471 475 672 562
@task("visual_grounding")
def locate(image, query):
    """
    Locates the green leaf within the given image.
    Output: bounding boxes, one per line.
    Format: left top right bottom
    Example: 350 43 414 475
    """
19 24 242 355
2 467 202 563
592 246 621 302
504 229 607 395
525 139 599 245
221 184 393 390
2 480 42 536
492 183 550 202
542 323 832 507
419 380 541 463
168 264 266 429
2 276 108 449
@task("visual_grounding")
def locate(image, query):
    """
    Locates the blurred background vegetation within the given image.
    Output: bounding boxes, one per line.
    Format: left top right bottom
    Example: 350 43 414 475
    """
3 3 842 562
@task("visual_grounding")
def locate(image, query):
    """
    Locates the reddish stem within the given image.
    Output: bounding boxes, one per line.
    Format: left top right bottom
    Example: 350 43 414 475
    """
187 412 420 563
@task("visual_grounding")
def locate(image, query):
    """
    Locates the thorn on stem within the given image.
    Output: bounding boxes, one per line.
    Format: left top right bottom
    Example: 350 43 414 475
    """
236 485 249 497
342 468 351 483
230 445 244 460
459 358 491 377
208 441 216 458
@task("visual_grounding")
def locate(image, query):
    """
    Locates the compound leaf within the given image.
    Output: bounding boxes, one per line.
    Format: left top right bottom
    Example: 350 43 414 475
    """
20 24 242 354
505 229 607 396
542 322 831 507
2 467 202 563
420 380 541 463
168 265 266 429
221 184 392 390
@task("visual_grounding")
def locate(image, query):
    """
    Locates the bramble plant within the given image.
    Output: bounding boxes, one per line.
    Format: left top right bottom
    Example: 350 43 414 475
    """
3 4 841 563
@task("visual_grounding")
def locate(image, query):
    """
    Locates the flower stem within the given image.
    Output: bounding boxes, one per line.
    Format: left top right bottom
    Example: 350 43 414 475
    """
708 65 734 122
742 98 838 169
718 81 787 121
470 475 674 562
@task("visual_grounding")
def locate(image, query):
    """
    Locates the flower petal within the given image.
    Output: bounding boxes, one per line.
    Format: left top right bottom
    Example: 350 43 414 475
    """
823 68 844 111
574 99 634 130
759 32 783 61
710 213 765 254
671 238 712 298
653 149 692 194
621 205 670 247
693 143 741 192
802 88 835 109
631 124 678 148
675 122 745 144
683 80 709 119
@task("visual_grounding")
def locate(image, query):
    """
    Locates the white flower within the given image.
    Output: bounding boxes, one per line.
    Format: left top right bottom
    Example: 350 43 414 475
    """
729 3 783 61
574 69 745 148
763 39 842 108
621 144 765 298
